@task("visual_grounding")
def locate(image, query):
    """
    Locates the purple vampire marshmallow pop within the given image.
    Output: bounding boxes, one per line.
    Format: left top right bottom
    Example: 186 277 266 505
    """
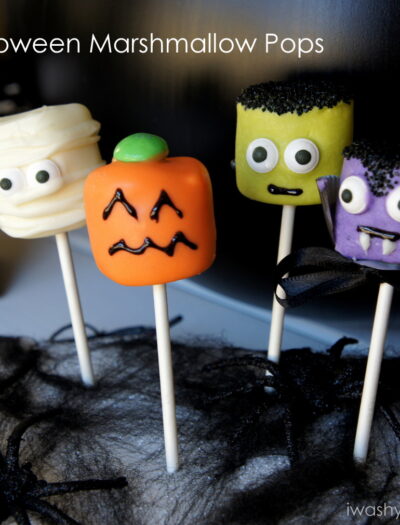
318 140 400 464
319 141 400 267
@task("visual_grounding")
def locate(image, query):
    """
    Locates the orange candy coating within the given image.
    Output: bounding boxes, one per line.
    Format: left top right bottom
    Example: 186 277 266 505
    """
84 155 216 286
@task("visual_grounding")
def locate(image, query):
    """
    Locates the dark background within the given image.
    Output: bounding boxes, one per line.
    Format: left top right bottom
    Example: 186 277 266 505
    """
1 0 400 319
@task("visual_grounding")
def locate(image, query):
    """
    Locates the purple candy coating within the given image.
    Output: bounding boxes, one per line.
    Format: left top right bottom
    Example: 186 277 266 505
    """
335 157 400 264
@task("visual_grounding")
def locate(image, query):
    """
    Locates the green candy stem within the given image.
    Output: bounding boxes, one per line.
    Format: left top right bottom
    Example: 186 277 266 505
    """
113 133 169 162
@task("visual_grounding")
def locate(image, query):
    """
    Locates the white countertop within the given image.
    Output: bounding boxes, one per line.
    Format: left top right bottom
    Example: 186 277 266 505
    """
0 228 372 354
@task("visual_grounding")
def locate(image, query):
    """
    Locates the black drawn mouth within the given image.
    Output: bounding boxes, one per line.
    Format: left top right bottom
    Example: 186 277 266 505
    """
109 231 198 257
357 225 400 242
268 184 303 197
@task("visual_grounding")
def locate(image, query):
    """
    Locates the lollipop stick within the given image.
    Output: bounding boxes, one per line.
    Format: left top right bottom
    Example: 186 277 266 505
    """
268 205 296 363
353 282 394 463
152 283 179 473
55 232 95 387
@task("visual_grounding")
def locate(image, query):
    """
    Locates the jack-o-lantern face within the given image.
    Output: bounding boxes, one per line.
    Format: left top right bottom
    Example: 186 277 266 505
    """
84 133 216 286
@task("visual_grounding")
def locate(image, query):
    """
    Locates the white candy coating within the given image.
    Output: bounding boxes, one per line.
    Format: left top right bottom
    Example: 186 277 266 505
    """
0 104 104 238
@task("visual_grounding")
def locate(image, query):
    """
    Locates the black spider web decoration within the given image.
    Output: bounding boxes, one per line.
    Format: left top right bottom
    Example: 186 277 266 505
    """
194 338 360 467
0 413 127 525
1 326 400 524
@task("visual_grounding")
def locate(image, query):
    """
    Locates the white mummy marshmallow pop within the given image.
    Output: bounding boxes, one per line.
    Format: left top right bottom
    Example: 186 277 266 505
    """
0 104 104 385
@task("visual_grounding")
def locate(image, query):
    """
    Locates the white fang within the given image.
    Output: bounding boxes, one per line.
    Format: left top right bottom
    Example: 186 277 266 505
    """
382 239 396 256
359 232 371 253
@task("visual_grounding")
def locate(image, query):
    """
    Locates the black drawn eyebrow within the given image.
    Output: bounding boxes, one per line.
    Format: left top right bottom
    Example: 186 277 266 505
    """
150 190 183 222
103 189 138 220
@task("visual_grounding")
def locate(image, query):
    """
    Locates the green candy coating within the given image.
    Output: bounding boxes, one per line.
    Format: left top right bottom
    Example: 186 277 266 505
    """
114 133 169 163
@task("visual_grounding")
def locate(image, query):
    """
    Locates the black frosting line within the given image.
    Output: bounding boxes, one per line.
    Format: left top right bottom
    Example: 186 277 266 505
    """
103 189 138 220
150 190 183 222
268 184 303 196
357 225 400 242
109 231 198 257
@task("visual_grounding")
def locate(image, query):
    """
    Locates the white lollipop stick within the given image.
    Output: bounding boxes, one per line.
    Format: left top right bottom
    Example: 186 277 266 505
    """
353 282 394 464
267 205 296 363
152 283 179 473
55 232 95 387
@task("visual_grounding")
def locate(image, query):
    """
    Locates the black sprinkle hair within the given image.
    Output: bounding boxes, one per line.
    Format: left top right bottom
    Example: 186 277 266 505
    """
237 80 353 115
343 141 400 197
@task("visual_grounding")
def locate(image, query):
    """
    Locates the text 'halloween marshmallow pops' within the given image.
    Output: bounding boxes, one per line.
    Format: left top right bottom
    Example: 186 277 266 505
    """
0 104 104 386
84 133 216 472
318 142 400 463
235 80 353 361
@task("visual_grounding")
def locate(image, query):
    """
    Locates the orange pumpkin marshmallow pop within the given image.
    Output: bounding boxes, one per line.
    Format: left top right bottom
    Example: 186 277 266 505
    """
85 133 216 472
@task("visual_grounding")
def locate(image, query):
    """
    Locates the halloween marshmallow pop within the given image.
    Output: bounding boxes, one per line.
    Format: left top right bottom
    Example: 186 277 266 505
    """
235 80 353 362
85 133 216 472
0 104 104 386
318 141 400 463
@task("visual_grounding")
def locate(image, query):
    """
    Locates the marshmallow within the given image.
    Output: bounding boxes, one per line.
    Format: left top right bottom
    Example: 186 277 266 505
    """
235 80 353 206
0 104 104 238
85 133 216 286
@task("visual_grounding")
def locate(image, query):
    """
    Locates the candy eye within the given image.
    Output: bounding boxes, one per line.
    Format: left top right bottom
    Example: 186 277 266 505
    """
26 160 62 188
246 138 279 173
386 186 400 222
339 176 369 214
284 138 319 173
0 168 24 196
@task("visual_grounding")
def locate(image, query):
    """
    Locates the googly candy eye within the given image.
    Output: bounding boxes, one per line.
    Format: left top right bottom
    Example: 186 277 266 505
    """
386 186 400 223
246 138 279 173
339 176 369 214
284 138 320 174
0 168 24 196
26 159 62 189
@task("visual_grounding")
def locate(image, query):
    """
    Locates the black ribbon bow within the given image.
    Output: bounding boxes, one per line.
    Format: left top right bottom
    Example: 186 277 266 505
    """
275 247 400 308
